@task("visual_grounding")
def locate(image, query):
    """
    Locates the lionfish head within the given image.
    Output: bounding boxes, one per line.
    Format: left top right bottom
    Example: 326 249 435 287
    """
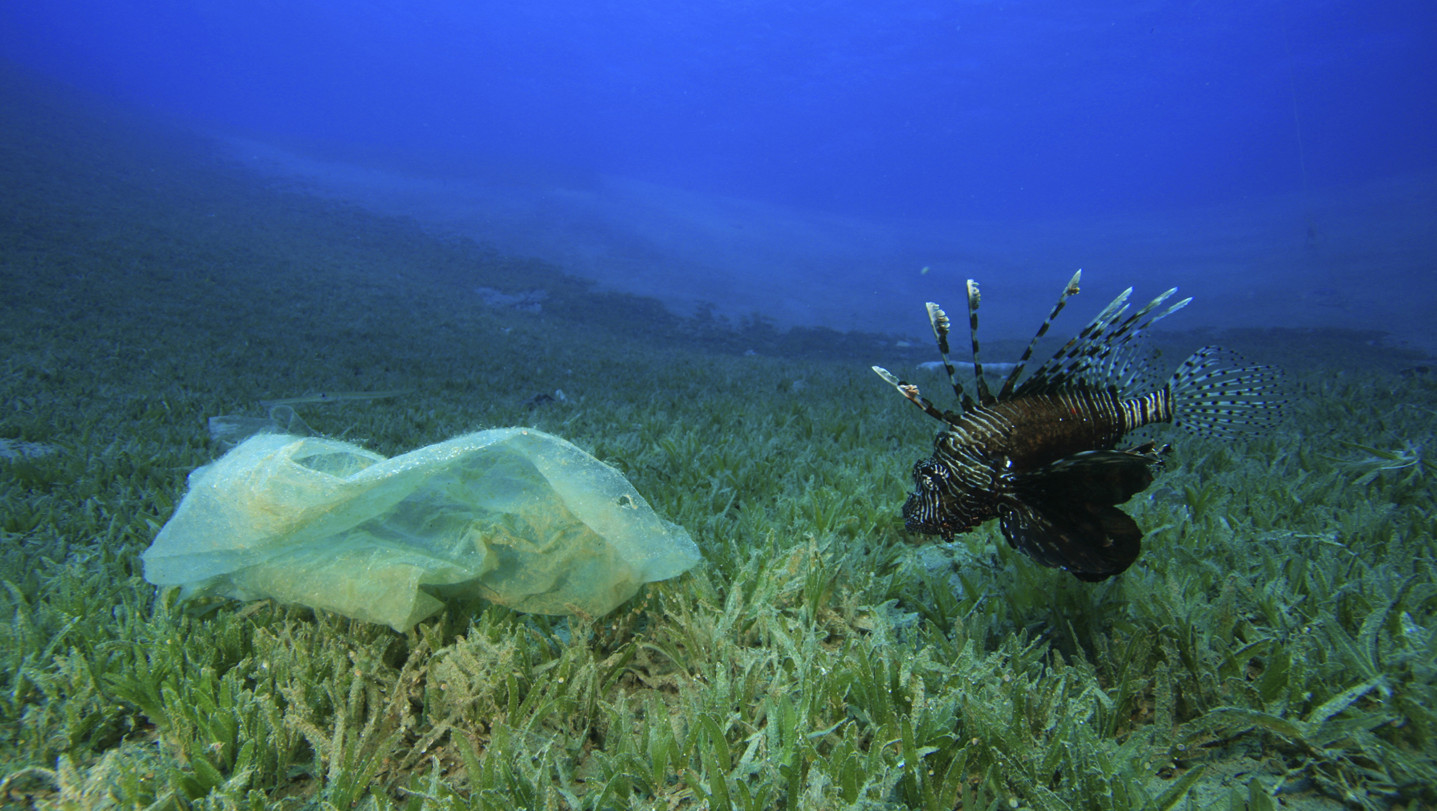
901 456 995 538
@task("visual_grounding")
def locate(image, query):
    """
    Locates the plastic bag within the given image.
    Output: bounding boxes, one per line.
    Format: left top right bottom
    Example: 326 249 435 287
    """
142 428 700 631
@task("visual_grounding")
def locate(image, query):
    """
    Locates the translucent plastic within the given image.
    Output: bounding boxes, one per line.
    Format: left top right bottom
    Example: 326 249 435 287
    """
142 428 700 631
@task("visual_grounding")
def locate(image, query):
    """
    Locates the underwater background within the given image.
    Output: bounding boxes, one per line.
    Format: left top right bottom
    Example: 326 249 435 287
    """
2 1 1436 808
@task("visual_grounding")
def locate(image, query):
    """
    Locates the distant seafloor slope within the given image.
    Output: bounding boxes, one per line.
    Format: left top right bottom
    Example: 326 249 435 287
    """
221 134 1437 359
3 61 1434 372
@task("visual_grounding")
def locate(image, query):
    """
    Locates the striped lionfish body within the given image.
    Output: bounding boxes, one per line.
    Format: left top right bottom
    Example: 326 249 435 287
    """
873 271 1282 581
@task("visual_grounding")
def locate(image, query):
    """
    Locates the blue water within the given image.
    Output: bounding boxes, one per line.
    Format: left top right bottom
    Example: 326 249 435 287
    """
3 0 1435 346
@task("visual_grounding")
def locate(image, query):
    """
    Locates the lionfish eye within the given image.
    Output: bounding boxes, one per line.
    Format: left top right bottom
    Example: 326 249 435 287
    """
913 460 950 490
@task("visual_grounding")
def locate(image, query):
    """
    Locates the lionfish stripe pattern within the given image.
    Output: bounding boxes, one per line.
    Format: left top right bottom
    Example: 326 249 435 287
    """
874 270 1283 581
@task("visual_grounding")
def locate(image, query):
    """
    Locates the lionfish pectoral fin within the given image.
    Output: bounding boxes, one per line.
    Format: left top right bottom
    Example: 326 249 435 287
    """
1017 448 1165 506
998 449 1166 580
999 499 1142 581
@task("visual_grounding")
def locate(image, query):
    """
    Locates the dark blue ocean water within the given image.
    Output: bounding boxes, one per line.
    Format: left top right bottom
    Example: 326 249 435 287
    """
2 0 1435 347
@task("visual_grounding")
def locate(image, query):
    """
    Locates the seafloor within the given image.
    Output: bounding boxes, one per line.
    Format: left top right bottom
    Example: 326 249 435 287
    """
2 73 1435 810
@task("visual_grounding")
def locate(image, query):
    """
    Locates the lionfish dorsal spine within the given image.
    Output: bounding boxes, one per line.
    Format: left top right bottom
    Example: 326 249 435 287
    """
1015 288 1132 393
1098 291 1192 392
871 365 954 424
1054 288 1188 393
964 280 995 405
1016 284 1191 397
997 269 1084 400
924 302 974 411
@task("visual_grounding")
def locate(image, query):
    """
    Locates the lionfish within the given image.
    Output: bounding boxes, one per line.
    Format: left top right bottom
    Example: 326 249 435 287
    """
872 270 1282 581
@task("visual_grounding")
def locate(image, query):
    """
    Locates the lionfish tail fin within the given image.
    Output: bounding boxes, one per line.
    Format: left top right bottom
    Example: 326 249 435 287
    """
1169 347 1285 437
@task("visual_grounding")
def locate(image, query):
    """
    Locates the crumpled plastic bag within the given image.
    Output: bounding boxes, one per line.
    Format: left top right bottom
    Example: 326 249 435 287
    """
142 428 700 631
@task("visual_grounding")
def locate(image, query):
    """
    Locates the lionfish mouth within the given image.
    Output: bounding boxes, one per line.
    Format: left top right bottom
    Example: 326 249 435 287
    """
900 491 928 533
901 460 949 535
